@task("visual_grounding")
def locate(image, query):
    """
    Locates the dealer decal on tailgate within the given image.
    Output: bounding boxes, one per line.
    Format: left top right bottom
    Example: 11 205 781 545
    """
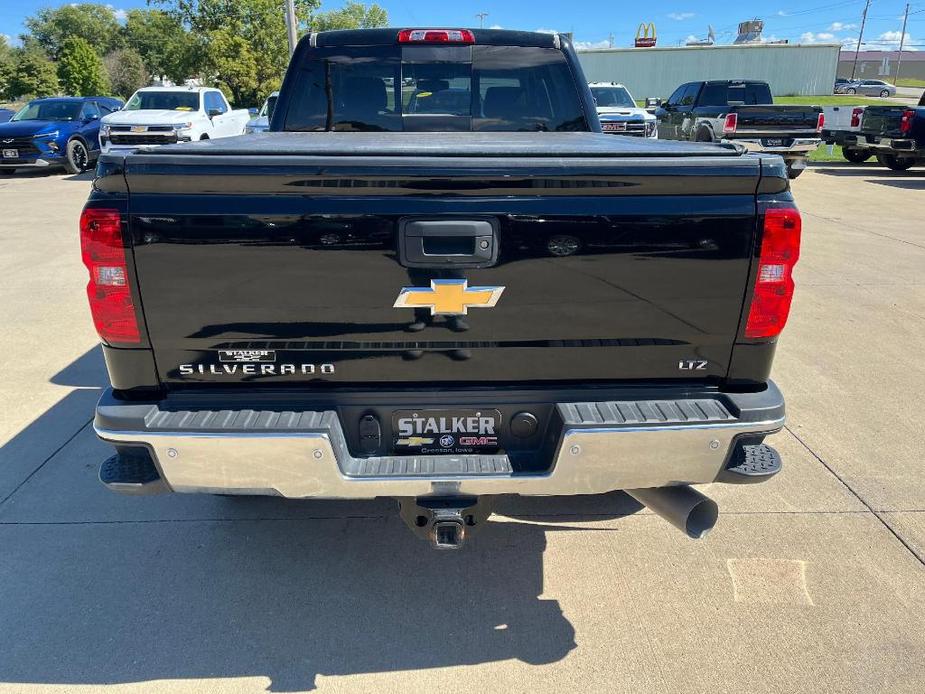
393 409 502 454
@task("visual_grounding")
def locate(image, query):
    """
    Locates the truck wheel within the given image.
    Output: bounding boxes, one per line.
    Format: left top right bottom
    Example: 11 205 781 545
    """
694 127 713 143
876 153 915 171
842 147 871 163
879 89 890 98
786 164 804 179
847 88 857 95
64 139 90 174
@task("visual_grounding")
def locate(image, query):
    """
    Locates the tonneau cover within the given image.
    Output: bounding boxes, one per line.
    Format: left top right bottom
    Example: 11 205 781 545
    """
132 131 745 159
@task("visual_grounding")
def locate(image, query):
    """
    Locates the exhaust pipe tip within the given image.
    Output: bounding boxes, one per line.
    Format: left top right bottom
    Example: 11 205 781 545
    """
626 485 718 539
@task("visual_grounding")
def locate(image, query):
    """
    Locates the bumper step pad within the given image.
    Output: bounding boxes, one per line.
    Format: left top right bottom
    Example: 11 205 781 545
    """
717 444 782 484
99 452 169 495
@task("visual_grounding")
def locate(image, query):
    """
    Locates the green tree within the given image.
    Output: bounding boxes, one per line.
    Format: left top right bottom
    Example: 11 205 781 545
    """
104 48 148 99
309 1 388 32
7 48 60 99
0 36 15 100
23 3 123 59
123 9 194 84
154 0 320 105
57 36 110 96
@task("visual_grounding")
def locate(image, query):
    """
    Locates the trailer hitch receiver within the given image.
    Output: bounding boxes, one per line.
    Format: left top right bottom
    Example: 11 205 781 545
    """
398 496 494 549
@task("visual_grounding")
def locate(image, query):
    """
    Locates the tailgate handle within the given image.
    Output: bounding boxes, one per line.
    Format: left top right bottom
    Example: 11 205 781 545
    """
399 219 499 268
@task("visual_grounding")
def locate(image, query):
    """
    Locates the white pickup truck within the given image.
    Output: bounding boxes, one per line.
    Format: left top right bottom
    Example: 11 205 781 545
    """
820 104 870 163
99 87 250 153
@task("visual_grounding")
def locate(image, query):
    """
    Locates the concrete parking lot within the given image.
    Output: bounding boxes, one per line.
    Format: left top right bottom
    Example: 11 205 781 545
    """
1 162 923 693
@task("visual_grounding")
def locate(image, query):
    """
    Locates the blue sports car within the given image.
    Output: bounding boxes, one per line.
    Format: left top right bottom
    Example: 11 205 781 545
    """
0 96 123 174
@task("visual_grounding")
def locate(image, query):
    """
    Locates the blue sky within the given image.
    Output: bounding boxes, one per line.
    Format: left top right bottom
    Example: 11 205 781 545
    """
1 0 922 51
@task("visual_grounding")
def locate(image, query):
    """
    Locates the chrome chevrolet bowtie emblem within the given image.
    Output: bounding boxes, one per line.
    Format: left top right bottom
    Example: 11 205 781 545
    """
393 279 504 316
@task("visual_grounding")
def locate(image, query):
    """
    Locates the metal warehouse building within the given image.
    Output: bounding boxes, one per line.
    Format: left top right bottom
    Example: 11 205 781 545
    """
577 43 841 99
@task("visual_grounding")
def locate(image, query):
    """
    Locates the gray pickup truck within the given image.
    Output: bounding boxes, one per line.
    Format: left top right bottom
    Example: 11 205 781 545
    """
655 80 823 178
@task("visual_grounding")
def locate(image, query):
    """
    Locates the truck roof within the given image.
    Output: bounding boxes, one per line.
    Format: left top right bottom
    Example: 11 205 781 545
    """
135 86 218 93
311 28 561 49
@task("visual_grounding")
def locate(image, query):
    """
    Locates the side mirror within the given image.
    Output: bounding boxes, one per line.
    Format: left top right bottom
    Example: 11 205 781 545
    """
248 107 258 116
207 108 223 118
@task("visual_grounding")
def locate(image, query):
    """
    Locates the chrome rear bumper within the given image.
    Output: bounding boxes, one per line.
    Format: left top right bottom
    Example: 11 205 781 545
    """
95 385 785 499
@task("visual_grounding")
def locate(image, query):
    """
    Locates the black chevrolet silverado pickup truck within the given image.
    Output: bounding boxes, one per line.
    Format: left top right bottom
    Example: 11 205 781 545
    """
82 29 799 548
654 80 823 178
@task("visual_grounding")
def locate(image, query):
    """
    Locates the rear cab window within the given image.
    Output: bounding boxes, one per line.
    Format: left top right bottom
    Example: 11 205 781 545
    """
281 44 589 132
710 82 772 106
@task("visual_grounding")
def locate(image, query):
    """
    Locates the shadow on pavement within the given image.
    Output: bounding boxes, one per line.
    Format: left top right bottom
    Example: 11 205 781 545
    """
811 165 923 177
0 346 647 690
0 346 106 501
865 178 925 190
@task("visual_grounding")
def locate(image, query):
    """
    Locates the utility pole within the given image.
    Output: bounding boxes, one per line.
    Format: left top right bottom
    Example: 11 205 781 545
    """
285 0 298 57
608 32 614 48
850 0 871 81
475 12 488 29
896 3 910 84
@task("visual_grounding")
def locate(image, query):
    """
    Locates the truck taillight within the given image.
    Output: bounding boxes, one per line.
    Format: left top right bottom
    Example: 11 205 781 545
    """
850 107 863 128
900 109 915 135
816 112 825 132
745 208 801 339
397 29 475 44
79 207 141 344
723 113 737 135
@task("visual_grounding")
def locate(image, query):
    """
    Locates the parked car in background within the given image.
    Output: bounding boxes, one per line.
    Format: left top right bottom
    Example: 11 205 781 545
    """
0 108 14 123
837 79 896 98
0 96 123 174
246 91 279 134
589 82 657 138
821 105 871 162
654 80 823 178
849 91 925 170
834 77 850 93
99 87 250 153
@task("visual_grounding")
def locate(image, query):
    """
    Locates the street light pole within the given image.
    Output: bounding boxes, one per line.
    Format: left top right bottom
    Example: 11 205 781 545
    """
285 0 298 57
896 3 910 84
475 12 488 29
850 0 871 81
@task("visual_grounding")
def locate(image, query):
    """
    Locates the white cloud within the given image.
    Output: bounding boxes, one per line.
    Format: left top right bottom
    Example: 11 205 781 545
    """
106 4 128 22
828 22 856 32
489 24 504 30
863 30 918 50
686 34 699 43
668 12 695 21
574 39 611 50
799 31 837 43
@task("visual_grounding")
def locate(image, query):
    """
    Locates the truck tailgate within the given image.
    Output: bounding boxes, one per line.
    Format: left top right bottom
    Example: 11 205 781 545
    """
119 132 765 388
733 105 821 134
861 106 910 138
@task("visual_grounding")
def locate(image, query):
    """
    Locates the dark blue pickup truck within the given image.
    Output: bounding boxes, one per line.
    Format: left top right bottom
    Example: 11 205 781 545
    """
82 28 799 549
0 96 122 174
850 91 925 170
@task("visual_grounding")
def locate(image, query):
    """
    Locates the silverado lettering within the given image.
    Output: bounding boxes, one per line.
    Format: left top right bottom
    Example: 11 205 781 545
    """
83 28 797 549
